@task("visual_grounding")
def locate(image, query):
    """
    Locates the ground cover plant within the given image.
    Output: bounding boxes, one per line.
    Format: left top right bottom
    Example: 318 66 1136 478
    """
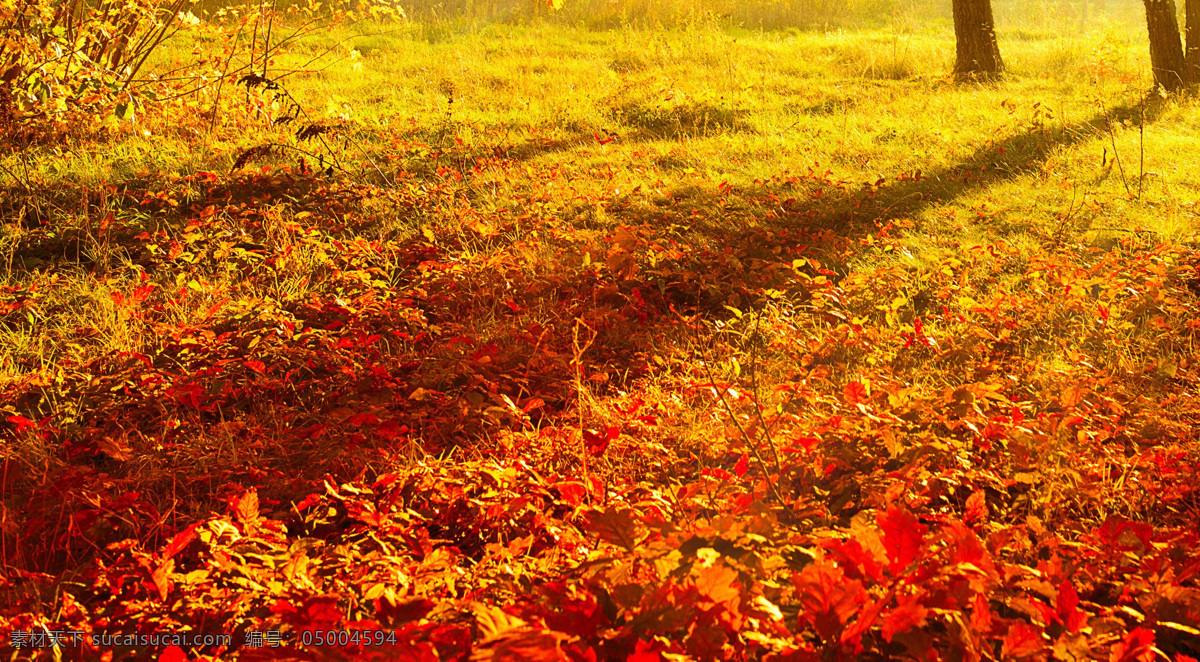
1 0 1199 659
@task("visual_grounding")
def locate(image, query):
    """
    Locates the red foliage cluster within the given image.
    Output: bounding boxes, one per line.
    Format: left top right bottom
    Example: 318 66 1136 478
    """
2 159 1199 660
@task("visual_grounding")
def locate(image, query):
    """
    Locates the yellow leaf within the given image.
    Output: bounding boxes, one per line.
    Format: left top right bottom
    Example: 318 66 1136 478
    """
422 227 435 242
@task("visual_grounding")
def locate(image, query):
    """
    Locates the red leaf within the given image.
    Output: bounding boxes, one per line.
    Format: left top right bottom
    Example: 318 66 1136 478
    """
346 412 379 426
245 359 267 374
881 593 928 642
970 593 994 633
554 481 587 507
6 415 36 432
702 467 734 481
1056 579 1085 633
786 436 821 453
824 538 885 583
627 646 660 662
131 284 156 305
111 291 126 307
734 453 749 478
376 596 434 626
158 646 188 662
1095 517 1154 553
843 381 868 404
1001 621 1045 658
793 559 866 641
877 506 927 575
1110 627 1155 662
375 419 403 440
294 493 322 511
583 429 610 456
163 522 200 559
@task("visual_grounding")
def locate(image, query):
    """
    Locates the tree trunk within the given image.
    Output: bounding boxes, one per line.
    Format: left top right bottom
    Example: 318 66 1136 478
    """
952 0 1004 80
1186 0 1200 83
1144 0 1187 91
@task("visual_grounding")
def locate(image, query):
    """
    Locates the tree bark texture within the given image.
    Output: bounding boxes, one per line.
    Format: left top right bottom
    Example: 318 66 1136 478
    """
1144 0 1186 91
1186 0 1200 83
952 0 1003 80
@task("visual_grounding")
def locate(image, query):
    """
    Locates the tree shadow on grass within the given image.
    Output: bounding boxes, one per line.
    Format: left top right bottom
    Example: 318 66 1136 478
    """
601 94 1168 249
781 95 1166 234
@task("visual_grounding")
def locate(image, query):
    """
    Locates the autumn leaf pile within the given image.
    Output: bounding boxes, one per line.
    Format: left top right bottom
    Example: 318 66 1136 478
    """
2 139 1200 661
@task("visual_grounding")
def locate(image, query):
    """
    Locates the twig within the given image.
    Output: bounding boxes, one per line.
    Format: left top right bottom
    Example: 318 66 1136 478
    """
0 161 31 193
263 0 279 78
571 319 596 502
116 0 189 96
685 311 785 505
1098 101 1131 196
1138 96 1145 200
208 25 245 138
747 308 783 477
231 142 354 175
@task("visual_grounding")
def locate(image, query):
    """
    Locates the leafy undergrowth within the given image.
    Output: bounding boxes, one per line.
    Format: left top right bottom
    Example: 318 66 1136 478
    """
3 132 1200 661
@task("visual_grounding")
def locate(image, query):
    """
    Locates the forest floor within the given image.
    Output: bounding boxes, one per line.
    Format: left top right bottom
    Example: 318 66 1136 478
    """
2 20 1200 661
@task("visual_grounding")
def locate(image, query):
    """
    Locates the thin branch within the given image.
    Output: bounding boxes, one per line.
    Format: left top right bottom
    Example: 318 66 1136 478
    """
747 308 783 477
687 312 785 506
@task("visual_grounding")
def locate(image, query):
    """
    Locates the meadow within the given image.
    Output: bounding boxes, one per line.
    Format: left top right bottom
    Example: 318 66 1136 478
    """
2 6 1200 660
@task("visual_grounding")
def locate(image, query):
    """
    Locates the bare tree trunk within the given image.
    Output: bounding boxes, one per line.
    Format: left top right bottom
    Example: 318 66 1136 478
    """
1186 0 1200 83
952 0 1003 80
1144 0 1187 91
1080 0 1089 33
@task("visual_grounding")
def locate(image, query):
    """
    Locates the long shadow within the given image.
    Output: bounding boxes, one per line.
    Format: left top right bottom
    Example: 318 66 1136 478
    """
843 96 1166 228
601 95 1169 245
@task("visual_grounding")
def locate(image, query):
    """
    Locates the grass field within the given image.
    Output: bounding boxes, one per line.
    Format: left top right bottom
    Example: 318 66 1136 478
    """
3 13 1200 661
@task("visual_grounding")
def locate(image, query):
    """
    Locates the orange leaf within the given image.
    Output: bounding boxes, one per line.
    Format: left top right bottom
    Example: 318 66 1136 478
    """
584 506 640 550
964 490 989 526
553 481 587 507
695 563 741 605
232 490 260 530
1001 621 1045 659
151 559 174 601
843 381 868 404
